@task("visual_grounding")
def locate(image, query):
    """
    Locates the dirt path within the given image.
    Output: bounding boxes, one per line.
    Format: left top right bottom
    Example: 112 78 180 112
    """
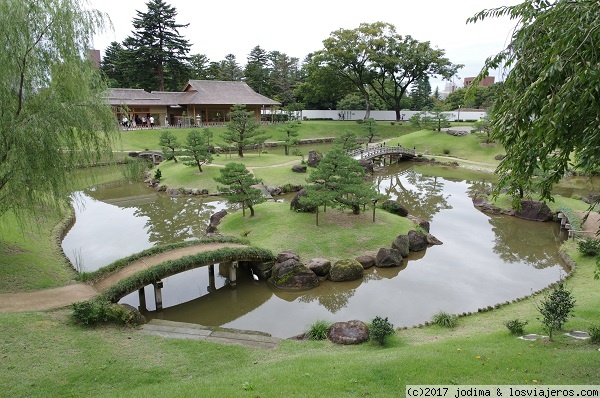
575 210 600 238
0 242 246 313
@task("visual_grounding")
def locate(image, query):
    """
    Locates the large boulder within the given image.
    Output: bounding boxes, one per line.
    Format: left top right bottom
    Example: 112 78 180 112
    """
269 258 319 290
291 164 307 173
307 150 323 168
277 249 300 263
307 258 331 277
327 320 369 345
408 230 428 252
329 259 364 282
375 248 403 268
427 234 443 245
515 200 554 221
355 255 375 269
407 215 430 232
391 235 410 257
290 189 316 213
206 209 227 234
358 159 374 174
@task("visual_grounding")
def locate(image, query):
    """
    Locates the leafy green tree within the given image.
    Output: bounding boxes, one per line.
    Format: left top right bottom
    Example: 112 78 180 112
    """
334 131 360 152
183 130 213 172
0 0 116 218
410 77 434 111
129 0 191 91
159 131 180 162
536 283 576 341
214 163 265 217
280 121 301 155
223 104 268 157
468 1 600 208
362 118 379 143
301 148 382 216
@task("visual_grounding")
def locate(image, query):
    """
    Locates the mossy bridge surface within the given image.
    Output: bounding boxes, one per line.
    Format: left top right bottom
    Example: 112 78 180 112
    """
0 242 275 312
348 144 416 162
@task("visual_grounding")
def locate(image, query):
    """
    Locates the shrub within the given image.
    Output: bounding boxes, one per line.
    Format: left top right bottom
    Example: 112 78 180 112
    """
72 300 110 325
536 282 576 341
443 148 451 155
504 319 528 335
369 316 395 345
432 310 458 328
153 168 162 180
390 122 396 126
380 200 408 216
589 325 600 344
305 319 332 340
577 237 600 256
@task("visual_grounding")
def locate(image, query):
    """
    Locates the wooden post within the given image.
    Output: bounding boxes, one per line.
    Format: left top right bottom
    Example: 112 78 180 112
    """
153 281 164 311
138 287 147 312
229 261 238 288
208 264 216 292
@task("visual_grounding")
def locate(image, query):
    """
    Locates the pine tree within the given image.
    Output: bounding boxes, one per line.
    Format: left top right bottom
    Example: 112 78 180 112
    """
214 163 265 217
159 131 180 162
182 130 212 172
222 104 269 157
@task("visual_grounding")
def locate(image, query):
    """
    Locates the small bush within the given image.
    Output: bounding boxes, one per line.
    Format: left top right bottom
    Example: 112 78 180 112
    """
355 119 364 124
589 325 600 344
577 237 600 256
369 316 395 345
305 319 332 340
443 148 451 155
432 310 458 328
504 319 528 335
390 122 396 126
72 300 110 325
153 168 162 180
536 282 576 341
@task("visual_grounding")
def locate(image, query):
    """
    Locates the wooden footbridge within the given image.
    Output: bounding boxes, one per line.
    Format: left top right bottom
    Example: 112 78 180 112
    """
348 144 416 163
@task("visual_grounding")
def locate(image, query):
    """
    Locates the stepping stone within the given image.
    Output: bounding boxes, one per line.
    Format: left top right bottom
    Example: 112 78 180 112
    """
519 334 548 341
565 331 590 340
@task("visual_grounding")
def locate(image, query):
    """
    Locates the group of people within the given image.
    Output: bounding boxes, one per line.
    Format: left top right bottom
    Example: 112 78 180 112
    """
121 114 155 129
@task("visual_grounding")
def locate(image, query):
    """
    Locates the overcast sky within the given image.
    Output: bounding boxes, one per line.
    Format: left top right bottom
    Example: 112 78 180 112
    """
87 0 521 92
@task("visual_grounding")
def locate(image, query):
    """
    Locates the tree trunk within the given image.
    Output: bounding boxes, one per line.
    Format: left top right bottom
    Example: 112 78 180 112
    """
395 108 401 122
248 203 255 217
352 204 360 215
285 145 289 156
197 161 202 172
238 146 244 157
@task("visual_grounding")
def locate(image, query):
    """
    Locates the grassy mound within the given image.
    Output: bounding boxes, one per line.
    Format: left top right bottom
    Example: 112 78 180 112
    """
218 201 416 262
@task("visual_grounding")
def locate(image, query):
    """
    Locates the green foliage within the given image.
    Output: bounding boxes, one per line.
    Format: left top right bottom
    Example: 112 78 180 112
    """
577 237 600 257
443 149 450 155
536 282 576 341
0 0 117 219
504 319 528 336
182 129 213 172
305 320 332 340
334 131 360 151
432 310 459 328
589 325 600 344
369 316 395 345
122 158 148 182
159 131 180 162
362 118 379 143
223 104 269 158
380 200 407 216
280 121 301 155
72 300 142 326
214 163 265 217
153 168 162 180
468 1 600 206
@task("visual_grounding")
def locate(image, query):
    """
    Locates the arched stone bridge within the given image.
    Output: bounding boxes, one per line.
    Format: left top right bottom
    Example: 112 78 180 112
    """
348 144 416 162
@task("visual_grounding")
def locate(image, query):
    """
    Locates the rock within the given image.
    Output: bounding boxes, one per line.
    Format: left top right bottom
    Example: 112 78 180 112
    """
201 189 209 195
494 154 506 160
515 200 553 222
375 248 403 267
291 165 307 173
446 129 469 136
327 320 369 345
307 150 323 168
206 209 227 234
266 186 282 196
182 188 192 195
329 259 364 282
407 215 430 232
269 258 319 290
254 261 275 279
355 255 375 269
191 188 201 195
166 188 181 196
391 235 410 257
427 234 443 245
582 193 600 205
276 249 300 263
116 303 146 325
408 230 428 252
290 188 316 213
358 159 374 174
380 200 409 216
307 258 331 276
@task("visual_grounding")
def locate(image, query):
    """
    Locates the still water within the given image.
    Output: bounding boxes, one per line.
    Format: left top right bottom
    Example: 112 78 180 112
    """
62 164 568 337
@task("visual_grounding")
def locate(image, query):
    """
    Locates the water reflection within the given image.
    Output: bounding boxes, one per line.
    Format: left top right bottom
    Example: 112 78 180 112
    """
64 165 569 337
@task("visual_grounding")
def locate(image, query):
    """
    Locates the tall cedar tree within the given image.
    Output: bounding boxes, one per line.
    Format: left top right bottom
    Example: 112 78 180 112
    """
223 104 268 157
130 0 191 91
214 163 265 217
300 148 383 217
0 0 116 218
469 1 599 210
183 129 213 172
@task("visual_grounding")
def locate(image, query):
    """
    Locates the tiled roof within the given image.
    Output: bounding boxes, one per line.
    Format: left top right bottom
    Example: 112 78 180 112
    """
106 81 280 107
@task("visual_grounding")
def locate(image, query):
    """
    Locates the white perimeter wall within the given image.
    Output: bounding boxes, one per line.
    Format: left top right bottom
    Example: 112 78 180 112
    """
295 109 486 122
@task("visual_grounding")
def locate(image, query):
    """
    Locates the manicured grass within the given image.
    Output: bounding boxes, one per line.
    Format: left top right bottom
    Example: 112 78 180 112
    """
252 166 308 187
387 129 505 165
219 201 418 263
156 161 222 192
491 193 591 213
210 151 296 167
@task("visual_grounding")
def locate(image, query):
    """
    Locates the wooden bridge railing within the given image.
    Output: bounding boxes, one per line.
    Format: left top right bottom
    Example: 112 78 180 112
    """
347 144 416 160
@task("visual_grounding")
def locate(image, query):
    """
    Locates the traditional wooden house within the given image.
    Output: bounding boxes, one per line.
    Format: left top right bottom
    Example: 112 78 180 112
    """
107 80 280 128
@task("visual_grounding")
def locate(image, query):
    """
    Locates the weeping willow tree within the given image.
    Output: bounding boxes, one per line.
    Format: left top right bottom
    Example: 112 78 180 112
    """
0 0 118 219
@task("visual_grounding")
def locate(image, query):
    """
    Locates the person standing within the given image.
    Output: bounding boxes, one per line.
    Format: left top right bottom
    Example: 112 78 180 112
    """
150 116 155 128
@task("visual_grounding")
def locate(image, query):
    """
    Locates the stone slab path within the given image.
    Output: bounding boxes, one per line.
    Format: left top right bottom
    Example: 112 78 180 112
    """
141 319 281 349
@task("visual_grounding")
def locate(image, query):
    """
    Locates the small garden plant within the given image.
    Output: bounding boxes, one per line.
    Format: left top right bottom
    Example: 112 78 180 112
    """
536 282 576 341
504 319 528 335
577 237 600 257
432 310 458 328
589 325 600 344
305 319 332 340
369 316 395 345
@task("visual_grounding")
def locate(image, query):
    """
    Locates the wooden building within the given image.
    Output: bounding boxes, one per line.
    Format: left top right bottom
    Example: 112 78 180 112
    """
107 80 280 128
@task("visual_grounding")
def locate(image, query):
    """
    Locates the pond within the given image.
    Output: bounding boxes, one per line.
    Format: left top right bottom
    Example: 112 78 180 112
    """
62 163 569 337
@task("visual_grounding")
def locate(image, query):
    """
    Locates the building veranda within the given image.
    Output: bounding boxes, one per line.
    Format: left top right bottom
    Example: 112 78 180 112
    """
107 80 280 129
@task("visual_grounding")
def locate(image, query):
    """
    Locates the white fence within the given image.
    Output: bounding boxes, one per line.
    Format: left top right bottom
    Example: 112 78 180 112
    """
293 109 486 122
